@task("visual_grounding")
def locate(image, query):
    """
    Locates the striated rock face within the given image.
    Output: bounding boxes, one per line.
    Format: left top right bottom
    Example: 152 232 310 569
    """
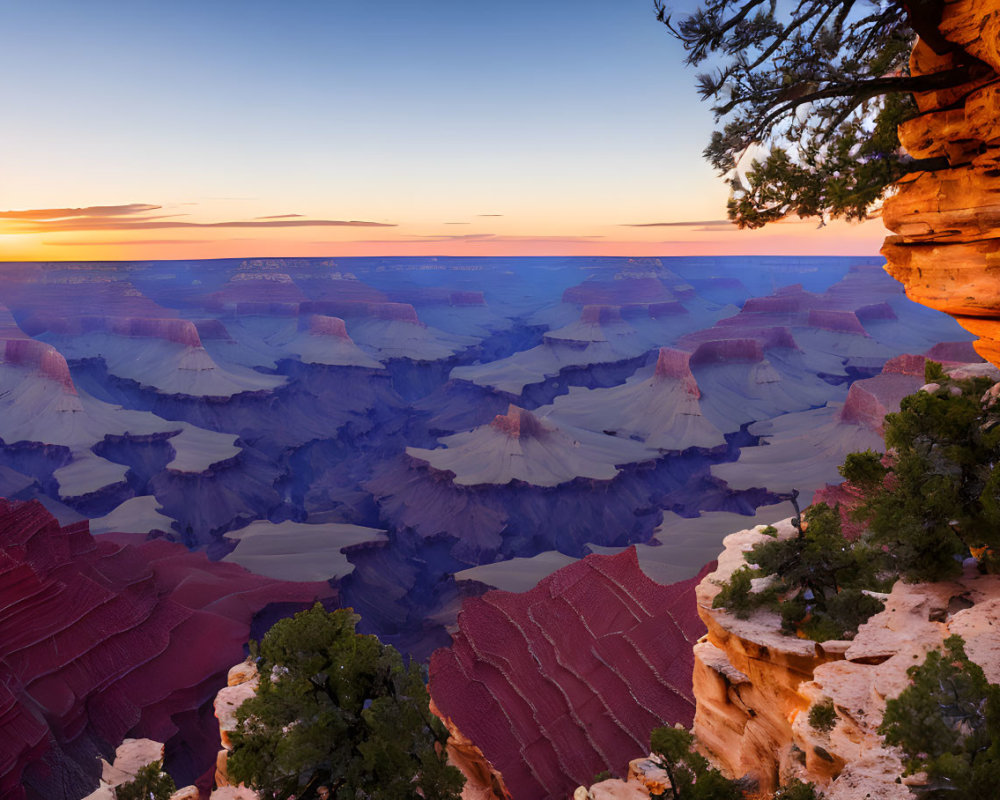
428 550 711 800
836 354 926 434
2 338 76 392
882 0 1000 365
0 499 330 800
691 518 1000 798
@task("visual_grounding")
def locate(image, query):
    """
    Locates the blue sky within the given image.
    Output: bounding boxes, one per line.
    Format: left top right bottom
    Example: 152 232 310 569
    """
0 0 884 259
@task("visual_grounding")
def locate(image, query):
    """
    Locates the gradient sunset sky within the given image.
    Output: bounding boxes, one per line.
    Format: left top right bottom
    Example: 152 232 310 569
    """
0 0 887 261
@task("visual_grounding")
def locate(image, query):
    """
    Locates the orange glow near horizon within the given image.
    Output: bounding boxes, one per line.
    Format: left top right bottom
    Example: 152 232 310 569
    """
0 215 888 262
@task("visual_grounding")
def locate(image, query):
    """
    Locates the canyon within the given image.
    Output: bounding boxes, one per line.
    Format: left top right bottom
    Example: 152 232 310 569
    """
0 248 986 798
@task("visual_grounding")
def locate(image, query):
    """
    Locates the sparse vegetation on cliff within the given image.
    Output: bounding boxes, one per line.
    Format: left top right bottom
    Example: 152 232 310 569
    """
807 699 837 734
649 725 821 799
714 366 1000 638
841 368 1000 581
879 635 1000 798
114 761 175 800
712 503 887 640
649 725 741 799
227 604 464 800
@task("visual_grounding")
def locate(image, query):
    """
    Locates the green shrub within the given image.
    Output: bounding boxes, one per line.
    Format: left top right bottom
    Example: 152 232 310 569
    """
115 761 175 800
649 725 740 800
227 604 464 800
712 503 886 640
843 373 1000 581
879 635 1000 798
773 779 822 800
808 699 837 733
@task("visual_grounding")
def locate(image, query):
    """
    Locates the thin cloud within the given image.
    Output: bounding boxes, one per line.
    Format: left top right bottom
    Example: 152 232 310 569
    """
476 214 504 217
255 213 304 220
621 219 732 228
44 239 211 246
0 204 160 221
352 233 604 244
444 222 471 225
3 217 396 233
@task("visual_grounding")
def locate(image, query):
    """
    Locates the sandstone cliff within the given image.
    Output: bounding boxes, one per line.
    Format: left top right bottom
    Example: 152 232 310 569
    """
882 0 1000 365
690 519 1000 799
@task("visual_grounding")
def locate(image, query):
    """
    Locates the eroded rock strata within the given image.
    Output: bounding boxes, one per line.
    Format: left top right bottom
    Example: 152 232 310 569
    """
0 500 330 800
882 0 1000 364
690 519 1000 798
428 550 712 800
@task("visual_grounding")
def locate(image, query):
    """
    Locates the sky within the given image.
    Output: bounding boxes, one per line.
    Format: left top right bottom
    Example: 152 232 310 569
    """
0 0 887 261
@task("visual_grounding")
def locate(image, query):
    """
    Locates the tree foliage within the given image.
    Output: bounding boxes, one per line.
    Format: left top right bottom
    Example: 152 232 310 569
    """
115 761 175 800
649 726 819 799
649 725 741 800
712 504 886 640
841 371 1000 581
808 699 837 733
655 0 990 227
227 604 464 800
879 635 1000 798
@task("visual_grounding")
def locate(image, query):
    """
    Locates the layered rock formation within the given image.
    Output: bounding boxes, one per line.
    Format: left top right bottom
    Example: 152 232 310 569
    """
406 405 656 487
541 349 727 452
0 499 331 800
429 550 712 800
690 518 1000 799
882 0 1000 365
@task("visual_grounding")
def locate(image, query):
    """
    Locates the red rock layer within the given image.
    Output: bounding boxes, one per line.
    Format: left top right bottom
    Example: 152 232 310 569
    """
580 305 624 325
925 339 982 363
837 356 926 434
209 273 306 306
807 309 867 335
811 480 869 541
429 550 712 800
881 0 1000 365
682 325 798 351
300 300 423 324
389 288 486 306
689 338 765 366
305 315 351 339
562 278 674 306
110 318 204 347
654 348 700 397
18 315 203 348
489 405 546 439
2 339 77 392
3 278 169 330
0 499 331 800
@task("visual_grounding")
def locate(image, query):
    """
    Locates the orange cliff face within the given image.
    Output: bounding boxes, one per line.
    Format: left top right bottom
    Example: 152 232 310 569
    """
689 519 1000 800
881 0 1000 365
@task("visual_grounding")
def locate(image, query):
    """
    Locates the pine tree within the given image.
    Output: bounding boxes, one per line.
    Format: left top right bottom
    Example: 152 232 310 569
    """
226 604 464 800
655 0 991 227
879 636 1000 797
114 761 175 800
841 372 1000 581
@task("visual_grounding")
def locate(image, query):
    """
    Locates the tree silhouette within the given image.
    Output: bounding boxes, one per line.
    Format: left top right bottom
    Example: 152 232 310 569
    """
655 0 992 226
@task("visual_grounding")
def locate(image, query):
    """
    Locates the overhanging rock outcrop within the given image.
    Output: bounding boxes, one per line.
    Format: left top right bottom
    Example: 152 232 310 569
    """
882 0 1000 364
